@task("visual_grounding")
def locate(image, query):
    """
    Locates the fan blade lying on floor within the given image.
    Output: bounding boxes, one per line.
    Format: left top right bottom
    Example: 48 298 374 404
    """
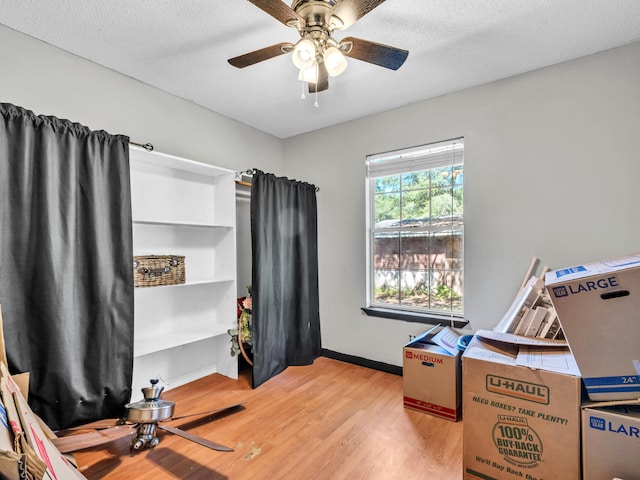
309 61 329 93
169 403 245 422
248 0 305 27
228 43 293 68
159 425 234 452
342 36 408 70
60 403 245 432
330 0 388 29
59 418 126 432
52 426 135 453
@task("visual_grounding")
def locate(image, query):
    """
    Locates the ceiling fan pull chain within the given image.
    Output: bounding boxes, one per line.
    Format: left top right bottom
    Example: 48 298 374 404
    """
300 81 306 100
314 89 319 108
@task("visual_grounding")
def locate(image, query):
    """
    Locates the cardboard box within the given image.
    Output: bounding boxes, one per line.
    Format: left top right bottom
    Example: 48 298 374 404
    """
462 333 583 480
403 326 462 421
582 401 640 480
546 253 640 401
1 363 87 479
0 306 86 479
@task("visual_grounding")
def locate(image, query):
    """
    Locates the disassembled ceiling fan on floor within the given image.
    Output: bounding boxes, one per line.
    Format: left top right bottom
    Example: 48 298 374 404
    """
54 380 244 454
228 0 409 93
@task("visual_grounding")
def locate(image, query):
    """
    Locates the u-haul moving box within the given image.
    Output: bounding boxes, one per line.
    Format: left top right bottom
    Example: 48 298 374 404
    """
403 326 462 421
546 253 640 401
462 333 583 480
582 401 640 480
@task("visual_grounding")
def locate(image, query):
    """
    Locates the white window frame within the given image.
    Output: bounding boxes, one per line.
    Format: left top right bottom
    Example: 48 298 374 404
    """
365 138 464 323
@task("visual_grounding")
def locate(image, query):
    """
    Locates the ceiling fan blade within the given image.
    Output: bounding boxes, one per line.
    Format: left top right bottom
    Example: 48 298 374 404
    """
309 61 329 93
58 418 127 432
52 426 135 453
330 0 387 29
341 36 408 70
248 0 305 28
158 424 234 452
169 402 245 422
228 43 293 68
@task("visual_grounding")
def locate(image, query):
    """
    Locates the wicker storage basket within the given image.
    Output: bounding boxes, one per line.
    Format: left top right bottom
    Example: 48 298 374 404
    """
133 255 185 287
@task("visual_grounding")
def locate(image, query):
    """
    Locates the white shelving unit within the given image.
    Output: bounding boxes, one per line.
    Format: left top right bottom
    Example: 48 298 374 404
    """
129 146 238 400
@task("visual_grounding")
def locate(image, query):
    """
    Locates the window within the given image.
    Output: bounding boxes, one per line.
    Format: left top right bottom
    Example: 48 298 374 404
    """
365 138 464 322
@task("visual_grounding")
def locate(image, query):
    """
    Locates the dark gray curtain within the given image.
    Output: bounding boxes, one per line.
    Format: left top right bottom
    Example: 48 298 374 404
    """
251 170 321 388
0 103 134 429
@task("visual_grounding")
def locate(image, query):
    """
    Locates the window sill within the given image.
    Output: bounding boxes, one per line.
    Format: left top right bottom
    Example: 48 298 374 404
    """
361 307 469 329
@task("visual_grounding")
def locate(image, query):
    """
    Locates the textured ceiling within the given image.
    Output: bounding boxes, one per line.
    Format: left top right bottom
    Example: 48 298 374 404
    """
1 1 640 138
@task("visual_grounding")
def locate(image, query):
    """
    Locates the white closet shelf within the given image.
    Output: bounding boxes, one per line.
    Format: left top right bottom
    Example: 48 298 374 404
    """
134 324 230 357
133 277 235 289
132 219 233 228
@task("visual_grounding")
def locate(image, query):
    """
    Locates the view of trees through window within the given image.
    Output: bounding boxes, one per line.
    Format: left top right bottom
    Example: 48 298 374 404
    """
371 162 464 314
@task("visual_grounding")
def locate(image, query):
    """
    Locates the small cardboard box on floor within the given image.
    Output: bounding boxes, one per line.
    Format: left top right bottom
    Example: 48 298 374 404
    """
581 400 640 480
462 331 583 480
546 252 640 401
403 326 462 421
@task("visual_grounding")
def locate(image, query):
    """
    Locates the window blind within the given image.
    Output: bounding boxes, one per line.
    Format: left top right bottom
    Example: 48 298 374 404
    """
366 138 463 178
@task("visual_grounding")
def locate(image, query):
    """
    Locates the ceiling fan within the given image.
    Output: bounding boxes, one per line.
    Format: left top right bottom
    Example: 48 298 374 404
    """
228 0 409 94
53 380 245 454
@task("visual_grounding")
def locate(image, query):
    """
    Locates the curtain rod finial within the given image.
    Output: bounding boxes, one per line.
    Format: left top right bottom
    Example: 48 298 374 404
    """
129 141 154 151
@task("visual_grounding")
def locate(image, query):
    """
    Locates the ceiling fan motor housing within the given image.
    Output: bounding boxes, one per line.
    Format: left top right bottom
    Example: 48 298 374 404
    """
124 381 176 449
291 0 344 34
124 381 176 423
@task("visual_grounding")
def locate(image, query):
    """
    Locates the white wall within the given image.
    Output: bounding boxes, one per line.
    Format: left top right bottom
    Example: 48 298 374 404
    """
235 189 252 297
283 41 640 367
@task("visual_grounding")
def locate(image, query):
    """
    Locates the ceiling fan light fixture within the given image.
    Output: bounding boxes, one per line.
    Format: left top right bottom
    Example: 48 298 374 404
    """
292 38 317 70
323 45 348 77
298 62 319 84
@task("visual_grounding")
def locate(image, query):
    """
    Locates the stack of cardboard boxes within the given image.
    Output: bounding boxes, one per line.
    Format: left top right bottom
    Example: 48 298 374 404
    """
546 254 640 480
403 252 640 480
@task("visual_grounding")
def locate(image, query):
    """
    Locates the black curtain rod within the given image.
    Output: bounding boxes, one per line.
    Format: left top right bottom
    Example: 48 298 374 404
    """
128 141 154 151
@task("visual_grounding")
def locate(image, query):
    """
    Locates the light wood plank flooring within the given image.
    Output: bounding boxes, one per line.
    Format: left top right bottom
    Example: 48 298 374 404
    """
72 357 463 479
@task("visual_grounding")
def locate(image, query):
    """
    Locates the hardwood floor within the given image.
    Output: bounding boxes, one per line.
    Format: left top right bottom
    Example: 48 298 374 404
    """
71 357 463 479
